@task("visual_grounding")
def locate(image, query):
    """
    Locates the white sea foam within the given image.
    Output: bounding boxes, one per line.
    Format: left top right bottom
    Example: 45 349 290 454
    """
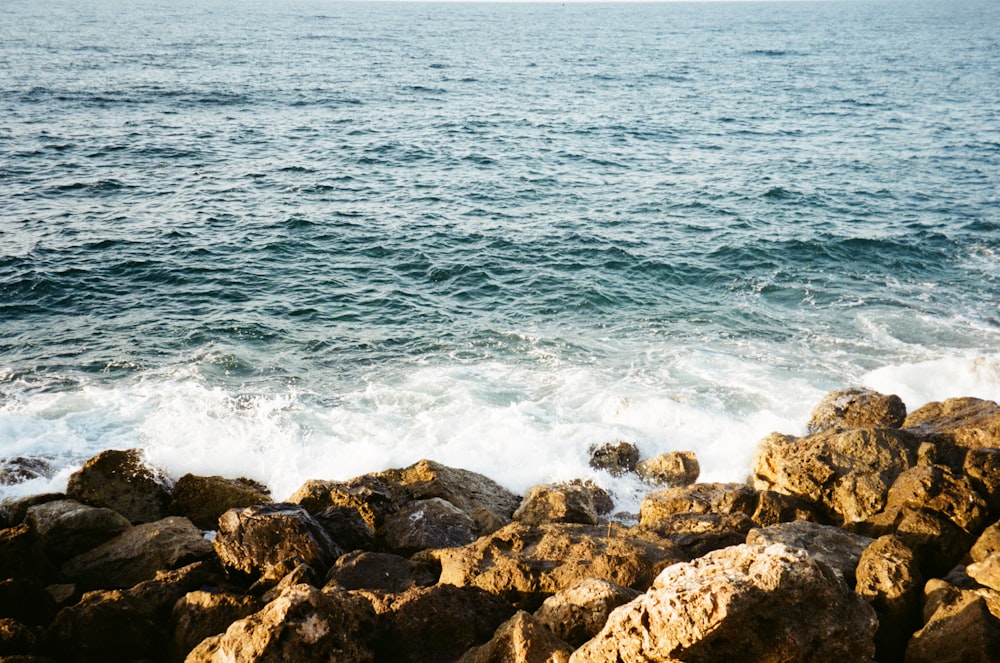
862 353 1000 412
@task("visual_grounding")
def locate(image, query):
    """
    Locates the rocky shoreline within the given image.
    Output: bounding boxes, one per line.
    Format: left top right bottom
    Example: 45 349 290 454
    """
1 388 999 662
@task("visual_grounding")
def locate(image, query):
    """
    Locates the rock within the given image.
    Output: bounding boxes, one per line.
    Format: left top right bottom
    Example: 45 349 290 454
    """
289 476 404 531
0 494 65 528
855 535 923 663
751 490 818 527
752 427 919 523
746 521 873 584
963 447 1000 513
213 503 344 585
24 499 131 562
170 590 262 658
364 583 514 663
380 498 478 555
313 506 375 552
185 584 376 663
431 522 684 610
807 387 907 433
44 584 78 608
570 543 877 663
513 483 601 526
639 482 758 524
635 451 700 487
0 579 56 626
324 551 437 592
905 592 1000 663
65 449 170 524
456 611 573 663
61 516 213 590
0 457 54 486
638 512 755 559
904 396 1000 452
533 578 639 648
169 474 272 530
0 525 60 585
588 441 639 476
971 520 1000 562
0 618 36 656
967 552 1000 591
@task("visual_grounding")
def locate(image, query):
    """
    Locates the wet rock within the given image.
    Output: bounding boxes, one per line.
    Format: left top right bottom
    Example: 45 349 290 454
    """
533 578 639 648
570 543 877 663
313 505 375 552
746 520 873 584
855 535 923 663
0 457 54 486
588 441 639 477
170 590 262 659
213 503 343 585
752 427 919 524
431 522 684 610
185 584 376 663
380 497 478 555
635 450 700 487
289 476 404 531
456 611 573 663
807 387 907 433
324 551 437 593
513 483 601 526
638 512 755 559
65 449 170 524
905 592 1000 663
61 516 212 590
24 499 131 562
169 474 272 530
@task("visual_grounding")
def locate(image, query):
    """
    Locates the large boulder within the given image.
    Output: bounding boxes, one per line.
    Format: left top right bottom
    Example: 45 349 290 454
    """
570 543 877 663
380 498 477 555
752 428 919 523
533 578 639 648
635 451 700 487
854 535 923 662
971 520 1000 562
746 520 873 584
807 387 907 433
325 551 437 593
24 499 131 563
431 522 684 610
62 516 212 590
513 483 602 526
171 590 262 659
65 449 171 524
185 584 376 663
213 504 343 585
904 397 1000 452
456 611 573 663
169 474 272 530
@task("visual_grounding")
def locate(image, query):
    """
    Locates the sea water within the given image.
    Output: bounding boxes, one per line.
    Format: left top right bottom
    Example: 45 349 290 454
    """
2 0 999 510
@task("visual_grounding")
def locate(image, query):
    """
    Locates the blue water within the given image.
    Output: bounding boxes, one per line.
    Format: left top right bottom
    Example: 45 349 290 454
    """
2 0 999 506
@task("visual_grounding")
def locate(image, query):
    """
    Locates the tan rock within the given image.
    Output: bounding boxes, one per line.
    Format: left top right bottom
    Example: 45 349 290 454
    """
638 512 755 559
639 482 757 523
905 591 1000 663
533 578 639 647
513 483 601 526
169 474 272 530
65 448 170 524
967 552 1000 592
855 535 923 663
807 387 907 433
964 447 1000 513
751 489 818 527
171 590 261 658
456 611 573 663
746 520 873 584
970 520 1000 562
635 451 700 487
288 475 404 530
904 396 1000 451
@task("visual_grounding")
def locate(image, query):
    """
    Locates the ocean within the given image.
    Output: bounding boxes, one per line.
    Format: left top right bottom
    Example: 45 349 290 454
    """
2 0 999 511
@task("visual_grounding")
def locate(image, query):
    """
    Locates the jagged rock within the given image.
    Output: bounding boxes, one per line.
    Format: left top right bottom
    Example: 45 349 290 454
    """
363 583 514 663
855 535 923 663
807 387 907 433
169 474 272 530
65 449 170 524
0 456 54 486
752 428 919 523
639 482 757 525
0 494 65 528
967 552 1000 591
313 506 375 552
964 447 1000 513
185 584 376 663
638 512 755 559
635 451 700 487
746 521 873 584
61 516 212 590
288 476 404 531
904 397 1000 452
0 579 57 626
751 490 818 527
380 497 477 555
213 503 343 585
324 551 437 592
570 543 877 663
42 562 218 662
513 483 601 526
588 441 639 476
921 578 1000 624
24 500 131 562
431 522 684 610
456 611 573 663
0 525 60 585
905 591 1000 663
171 590 262 658
0 618 36 656
533 578 639 648
971 520 1000 562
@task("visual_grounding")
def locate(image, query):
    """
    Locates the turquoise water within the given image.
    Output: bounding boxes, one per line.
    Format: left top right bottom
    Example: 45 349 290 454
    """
2 0 999 506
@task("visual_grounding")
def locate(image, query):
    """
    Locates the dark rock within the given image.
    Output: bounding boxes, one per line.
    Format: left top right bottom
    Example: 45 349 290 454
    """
513 483 601 526
746 520 873 585
638 512 755 559
169 474 272 530
0 525 60 585
807 387 906 433
65 449 170 524
964 448 1000 513
380 497 477 555
288 475 405 531
0 457 54 486
325 551 437 593
456 611 573 663
0 618 36 657
855 535 923 663
0 579 57 626
533 578 639 648
24 499 131 562
313 505 375 552
170 590 261 659
588 441 639 476
905 592 1000 663
0 494 65 528
751 489 819 527
635 450 700 487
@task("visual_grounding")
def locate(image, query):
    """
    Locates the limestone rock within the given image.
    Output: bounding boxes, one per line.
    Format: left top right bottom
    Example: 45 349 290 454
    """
639 482 758 523
855 535 923 662
65 449 170 524
751 489 818 527
380 497 477 555
185 584 376 663
967 552 1000 591
570 543 877 663
171 590 262 658
635 451 700 487
638 512 755 559
288 475 405 530
325 551 437 593
746 520 873 584
513 483 601 526
807 387 907 433
456 611 573 663
904 396 1000 452
431 522 684 610
588 441 639 476
61 516 213 590
970 520 1000 562
963 447 1000 513
169 474 272 530
905 592 1000 663
24 499 131 562
213 503 343 585
533 578 639 648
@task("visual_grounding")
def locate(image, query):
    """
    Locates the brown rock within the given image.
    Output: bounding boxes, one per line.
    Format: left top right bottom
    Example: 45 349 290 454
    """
746 520 873 584
0 525 60 585
639 482 758 523
456 611 573 663
0 618 36 656
65 449 170 524
24 500 132 563
807 387 907 433
533 578 639 648
513 483 601 526
170 590 262 658
971 520 1000 562
964 447 1000 513
0 579 57 626
324 551 437 592
751 490 819 527
380 497 477 555
967 552 1000 591
635 451 700 487
169 474 272 530
313 505 375 552
855 535 923 663
588 441 639 476
905 592 1000 663
288 475 405 530
0 493 65 528
185 584 375 663
638 512 755 559
61 516 213 590
904 396 1000 451
570 543 877 663
0 456 54 486
431 522 684 610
